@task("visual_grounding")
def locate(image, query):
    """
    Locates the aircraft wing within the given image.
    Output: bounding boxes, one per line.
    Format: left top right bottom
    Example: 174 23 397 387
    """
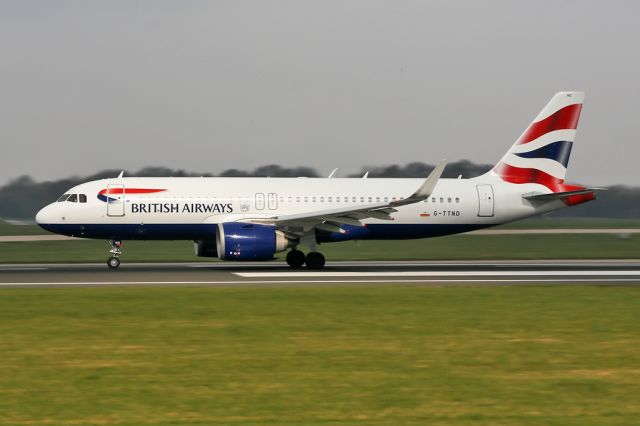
238 160 447 235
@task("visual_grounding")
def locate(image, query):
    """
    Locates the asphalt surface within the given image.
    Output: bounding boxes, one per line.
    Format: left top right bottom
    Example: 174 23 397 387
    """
0 260 639 287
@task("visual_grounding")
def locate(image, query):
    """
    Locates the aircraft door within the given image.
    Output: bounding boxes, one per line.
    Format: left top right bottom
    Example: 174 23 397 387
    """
476 184 494 217
255 193 265 210
268 193 278 210
106 184 125 217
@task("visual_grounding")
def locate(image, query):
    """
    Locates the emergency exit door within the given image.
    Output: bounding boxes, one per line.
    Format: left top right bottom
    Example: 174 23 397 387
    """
476 184 494 217
106 184 125 217
255 193 265 210
268 193 278 210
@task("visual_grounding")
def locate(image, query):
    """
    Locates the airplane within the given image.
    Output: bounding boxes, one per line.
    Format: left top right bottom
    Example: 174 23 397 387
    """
36 91 600 270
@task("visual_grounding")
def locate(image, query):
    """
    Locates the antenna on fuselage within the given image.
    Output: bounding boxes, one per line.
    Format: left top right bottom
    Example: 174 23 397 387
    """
362 171 369 178
327 168 339 178
117 171 124 179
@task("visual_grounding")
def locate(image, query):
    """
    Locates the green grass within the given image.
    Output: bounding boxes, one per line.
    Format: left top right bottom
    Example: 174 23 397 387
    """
0 220 49 236
0 285 639 425
0 233 639 263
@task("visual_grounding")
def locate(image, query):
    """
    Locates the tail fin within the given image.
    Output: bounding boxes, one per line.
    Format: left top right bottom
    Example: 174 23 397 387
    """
486 91 595 206
489 91 584 187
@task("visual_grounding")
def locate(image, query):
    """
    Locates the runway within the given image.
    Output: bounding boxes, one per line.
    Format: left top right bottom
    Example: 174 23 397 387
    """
0 260 639 287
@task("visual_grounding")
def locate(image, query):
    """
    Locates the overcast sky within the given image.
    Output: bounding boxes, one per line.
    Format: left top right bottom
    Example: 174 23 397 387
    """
1 1 638 186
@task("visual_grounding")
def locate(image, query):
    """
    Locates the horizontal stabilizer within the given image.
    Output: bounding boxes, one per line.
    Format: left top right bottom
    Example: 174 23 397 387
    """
524 188 606 201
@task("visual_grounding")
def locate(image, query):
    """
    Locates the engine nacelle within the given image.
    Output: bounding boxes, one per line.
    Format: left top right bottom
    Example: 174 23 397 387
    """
216 223 293 261
193 240 218 257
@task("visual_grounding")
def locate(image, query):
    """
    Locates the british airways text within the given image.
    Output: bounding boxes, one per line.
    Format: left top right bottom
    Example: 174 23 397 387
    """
130 203 233 214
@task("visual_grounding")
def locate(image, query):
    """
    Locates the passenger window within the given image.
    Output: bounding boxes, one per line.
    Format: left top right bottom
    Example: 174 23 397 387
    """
439 197 444 203
455 197 460 203
79 194 87 203
68 194 78 203
448 197 452 203
57 194 70 202
431 197 436 203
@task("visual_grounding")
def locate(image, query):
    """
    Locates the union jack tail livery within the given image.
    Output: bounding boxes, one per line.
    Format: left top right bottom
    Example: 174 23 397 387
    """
491 91 583 184
485 91 597 205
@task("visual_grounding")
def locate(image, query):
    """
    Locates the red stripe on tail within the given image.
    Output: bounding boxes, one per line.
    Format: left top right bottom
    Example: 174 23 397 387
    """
493 163 594 206
517 104 582 145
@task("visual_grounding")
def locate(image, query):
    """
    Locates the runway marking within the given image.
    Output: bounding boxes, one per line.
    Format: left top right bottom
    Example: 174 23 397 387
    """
235 270 640 278
0 278 639 287
0 267 48 271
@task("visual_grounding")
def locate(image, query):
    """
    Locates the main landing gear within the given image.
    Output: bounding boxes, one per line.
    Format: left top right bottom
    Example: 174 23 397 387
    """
286 249 326 270
107 240 122 269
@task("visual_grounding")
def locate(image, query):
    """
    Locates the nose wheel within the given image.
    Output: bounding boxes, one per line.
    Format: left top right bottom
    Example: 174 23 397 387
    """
107 256 121 269
107 240 122 269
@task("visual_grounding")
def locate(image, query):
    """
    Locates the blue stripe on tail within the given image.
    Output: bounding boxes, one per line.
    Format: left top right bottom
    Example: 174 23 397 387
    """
515 141 573 167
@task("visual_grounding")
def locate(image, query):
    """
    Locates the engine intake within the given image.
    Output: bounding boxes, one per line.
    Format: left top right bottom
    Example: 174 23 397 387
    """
216 223 293 261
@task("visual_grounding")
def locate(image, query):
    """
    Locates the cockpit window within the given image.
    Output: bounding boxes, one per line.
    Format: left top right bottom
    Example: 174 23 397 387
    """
57 194 70 202
79 194 87 203
67 194 78 203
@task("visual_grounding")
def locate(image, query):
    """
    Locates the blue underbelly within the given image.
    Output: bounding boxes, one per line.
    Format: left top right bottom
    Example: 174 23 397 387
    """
39 222 489 241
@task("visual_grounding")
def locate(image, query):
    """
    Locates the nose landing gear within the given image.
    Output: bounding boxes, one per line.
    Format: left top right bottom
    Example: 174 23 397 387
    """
107 240 122 269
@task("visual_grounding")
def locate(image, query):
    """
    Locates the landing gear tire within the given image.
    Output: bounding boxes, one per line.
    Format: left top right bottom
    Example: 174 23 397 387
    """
107 240 122 269
286 250 306 268
305 252 325 270
107 256 120 269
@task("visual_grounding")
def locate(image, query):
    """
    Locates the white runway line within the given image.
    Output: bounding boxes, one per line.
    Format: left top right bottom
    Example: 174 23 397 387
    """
0 267 48 271
235 270 640 278
0 278 639 287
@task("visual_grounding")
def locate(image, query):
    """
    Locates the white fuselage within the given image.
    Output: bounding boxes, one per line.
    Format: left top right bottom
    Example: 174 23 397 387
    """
36 175 562 242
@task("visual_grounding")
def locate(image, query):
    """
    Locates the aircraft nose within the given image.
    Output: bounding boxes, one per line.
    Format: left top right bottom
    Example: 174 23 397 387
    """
35 204 53 226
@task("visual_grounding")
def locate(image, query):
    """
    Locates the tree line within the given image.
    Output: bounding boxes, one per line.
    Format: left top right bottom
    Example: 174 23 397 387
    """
1 161 637 220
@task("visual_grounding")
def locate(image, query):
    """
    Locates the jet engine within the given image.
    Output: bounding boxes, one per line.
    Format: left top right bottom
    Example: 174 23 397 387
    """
216 222 293 261
193 239 218 257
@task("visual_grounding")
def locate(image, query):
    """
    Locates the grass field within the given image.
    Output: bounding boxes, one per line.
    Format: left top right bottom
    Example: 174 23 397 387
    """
1 285 639 425
0 220 50 236
1 233 639 263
